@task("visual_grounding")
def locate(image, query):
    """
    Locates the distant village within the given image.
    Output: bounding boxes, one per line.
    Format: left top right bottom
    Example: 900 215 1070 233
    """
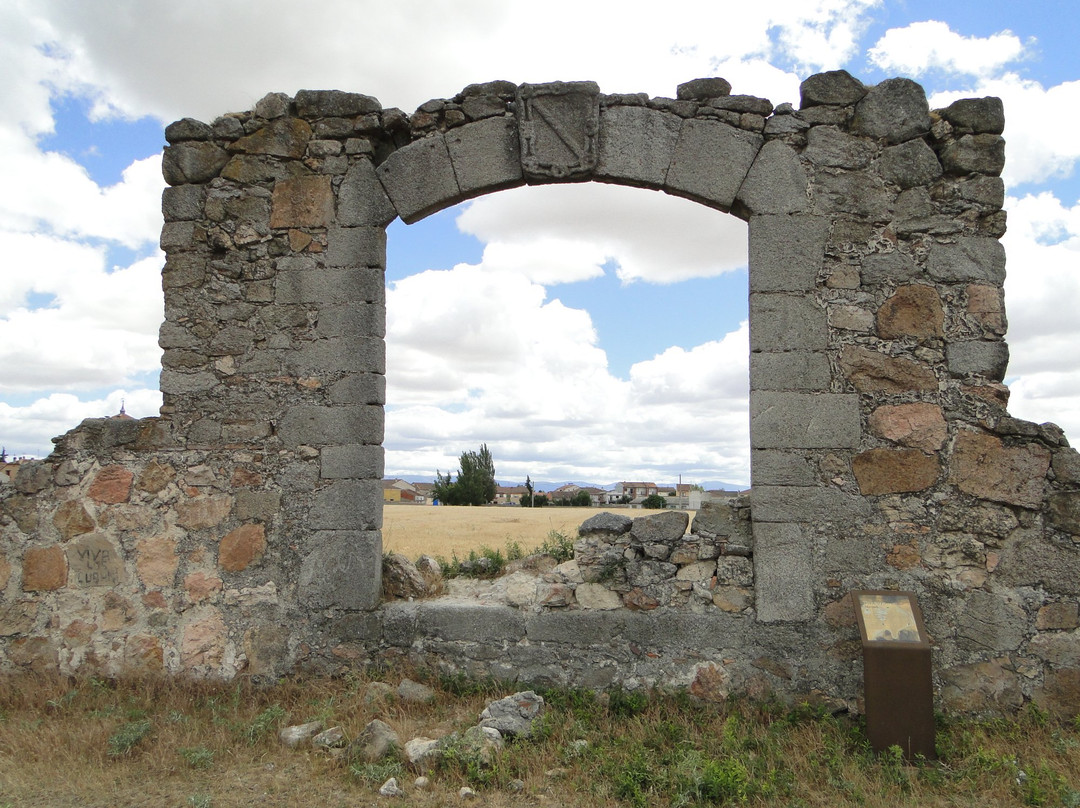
382 479 742 509
2 443 739 512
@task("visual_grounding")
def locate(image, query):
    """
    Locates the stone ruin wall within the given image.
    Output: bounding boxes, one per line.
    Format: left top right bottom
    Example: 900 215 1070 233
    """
1 70 1079 714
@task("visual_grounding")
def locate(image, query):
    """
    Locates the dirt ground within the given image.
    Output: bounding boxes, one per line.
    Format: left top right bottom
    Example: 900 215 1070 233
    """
381 504 685 560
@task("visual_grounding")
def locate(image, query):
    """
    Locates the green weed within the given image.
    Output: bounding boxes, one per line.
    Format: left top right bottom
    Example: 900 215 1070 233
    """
179 745 214 770
240 704 286 746
107 718 152 758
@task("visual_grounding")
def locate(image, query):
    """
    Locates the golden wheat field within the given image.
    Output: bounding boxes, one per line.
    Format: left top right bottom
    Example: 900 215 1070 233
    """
381 504 688 560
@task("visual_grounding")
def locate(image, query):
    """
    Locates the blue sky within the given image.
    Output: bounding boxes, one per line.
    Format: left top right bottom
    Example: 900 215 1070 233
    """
2 1 1079 488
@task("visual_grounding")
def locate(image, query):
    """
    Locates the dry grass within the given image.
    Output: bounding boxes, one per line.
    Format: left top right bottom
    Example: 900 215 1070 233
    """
381 505 683 560
1 671 1079 808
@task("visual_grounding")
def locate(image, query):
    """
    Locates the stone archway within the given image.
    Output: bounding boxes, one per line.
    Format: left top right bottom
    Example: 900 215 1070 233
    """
155 73 1016 627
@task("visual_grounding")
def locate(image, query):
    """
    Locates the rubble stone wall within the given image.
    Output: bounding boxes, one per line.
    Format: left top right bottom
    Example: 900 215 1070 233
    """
2 71 1079 714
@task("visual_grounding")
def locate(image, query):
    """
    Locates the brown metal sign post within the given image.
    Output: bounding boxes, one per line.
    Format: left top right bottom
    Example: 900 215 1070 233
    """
851 590 936 760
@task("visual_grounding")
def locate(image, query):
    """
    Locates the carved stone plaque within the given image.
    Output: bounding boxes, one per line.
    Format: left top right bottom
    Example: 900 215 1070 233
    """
517 81 600 180
67 534 126 588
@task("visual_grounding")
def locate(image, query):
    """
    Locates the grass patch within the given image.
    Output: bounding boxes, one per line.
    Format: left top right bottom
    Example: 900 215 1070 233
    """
0 671 1078 807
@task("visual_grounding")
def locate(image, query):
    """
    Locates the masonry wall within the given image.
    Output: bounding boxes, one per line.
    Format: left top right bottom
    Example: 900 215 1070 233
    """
2 71 1079 714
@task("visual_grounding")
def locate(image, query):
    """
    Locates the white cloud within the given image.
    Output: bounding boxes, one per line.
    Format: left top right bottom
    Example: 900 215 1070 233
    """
456 184 748 285
869 20 1026 78
1002 192 1080 437
21 0 879 123
0 249 164 393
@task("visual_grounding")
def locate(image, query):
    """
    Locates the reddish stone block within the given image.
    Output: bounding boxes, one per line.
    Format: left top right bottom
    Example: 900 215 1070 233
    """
176 495 233 530
218 523 267 572
270 175 334 228
184 571 223 603
877 284 944 339
136 536 179 588
839 346 937 393
22 545 68 591
88 465 134 505
950 431 1050 509
52 500 95 540
853 448 939 494
868 402 948 451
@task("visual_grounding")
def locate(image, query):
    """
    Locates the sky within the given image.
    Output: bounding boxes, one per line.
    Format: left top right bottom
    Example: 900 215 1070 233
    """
1 1 1079 489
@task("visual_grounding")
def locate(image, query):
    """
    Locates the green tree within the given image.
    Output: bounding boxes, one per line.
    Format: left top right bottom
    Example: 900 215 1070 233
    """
523 475 535 507
432 444 497 506
570 489 592 507
642 493 667 509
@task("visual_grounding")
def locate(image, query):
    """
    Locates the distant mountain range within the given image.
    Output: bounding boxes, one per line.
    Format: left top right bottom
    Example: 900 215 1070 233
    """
391 477 746 492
